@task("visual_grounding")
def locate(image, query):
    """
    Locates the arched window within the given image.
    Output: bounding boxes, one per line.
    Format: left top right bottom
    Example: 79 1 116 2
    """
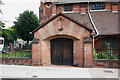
102 37 117 49
46 3 51 8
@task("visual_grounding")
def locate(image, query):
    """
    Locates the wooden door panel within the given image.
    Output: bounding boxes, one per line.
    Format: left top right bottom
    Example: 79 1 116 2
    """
51 39 63 65
51 38 73 65
63 39 73 65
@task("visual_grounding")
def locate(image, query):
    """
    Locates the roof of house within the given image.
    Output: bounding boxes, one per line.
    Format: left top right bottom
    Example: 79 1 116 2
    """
91 12 119 35
64 12 119 35
32 13 92 33
56 0 120 4
36 12 119 35
65 14 94 31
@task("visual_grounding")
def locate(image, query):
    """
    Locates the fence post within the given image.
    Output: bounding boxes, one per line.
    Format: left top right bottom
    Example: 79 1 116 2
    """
110 48 113 67
8 53 9 57
19 44 22 51
15 52 16 57
9 43 14 52
25 44 28 50
117 49 120 59
109 48 111 59
20 52 22 57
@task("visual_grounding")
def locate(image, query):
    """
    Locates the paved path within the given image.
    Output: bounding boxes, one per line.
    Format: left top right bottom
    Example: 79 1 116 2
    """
0 65 119 78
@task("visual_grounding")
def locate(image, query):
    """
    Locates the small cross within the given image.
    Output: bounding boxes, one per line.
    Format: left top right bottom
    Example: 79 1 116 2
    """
57 17 64 31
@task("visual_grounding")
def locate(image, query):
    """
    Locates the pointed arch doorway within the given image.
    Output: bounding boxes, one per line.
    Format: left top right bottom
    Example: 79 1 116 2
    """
51 38 73 65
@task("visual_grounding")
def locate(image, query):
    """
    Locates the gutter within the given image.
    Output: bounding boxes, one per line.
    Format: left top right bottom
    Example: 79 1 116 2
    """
55 0 120 5
87 2 99 48
99 34 120 36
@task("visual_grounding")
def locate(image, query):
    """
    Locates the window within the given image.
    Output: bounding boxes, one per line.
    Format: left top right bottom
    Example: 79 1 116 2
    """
102 37 117 49
0 40 3 44
59 7 63 12
91 4 95 10
69 5 72 11
96 3 100 10
64 5 72 12
65 5 68 11
101 3 105 9
91 3 105 10
46 3 51 8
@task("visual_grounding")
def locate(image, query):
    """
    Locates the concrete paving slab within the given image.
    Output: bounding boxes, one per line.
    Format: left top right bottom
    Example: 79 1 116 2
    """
88 68 118 78
0 64 119 78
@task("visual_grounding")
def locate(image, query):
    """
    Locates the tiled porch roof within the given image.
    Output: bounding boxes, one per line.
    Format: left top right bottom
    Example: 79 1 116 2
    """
66 14 94 31
91 12 119 35
33 13 92 33
65 12 119 35
39 12 119 35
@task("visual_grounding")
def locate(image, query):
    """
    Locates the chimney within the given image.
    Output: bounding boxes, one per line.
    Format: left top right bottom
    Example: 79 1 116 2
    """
81 7 86 14
112 4 118 13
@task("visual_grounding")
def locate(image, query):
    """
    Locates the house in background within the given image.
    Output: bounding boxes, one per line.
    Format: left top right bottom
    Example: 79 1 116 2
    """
32 0 120 67
0 37 4 53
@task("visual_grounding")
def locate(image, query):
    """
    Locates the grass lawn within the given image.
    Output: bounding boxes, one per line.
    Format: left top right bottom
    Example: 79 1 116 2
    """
0 51 31 58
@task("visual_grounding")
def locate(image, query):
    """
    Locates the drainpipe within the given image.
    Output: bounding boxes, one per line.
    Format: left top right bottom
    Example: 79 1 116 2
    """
87 2 99 48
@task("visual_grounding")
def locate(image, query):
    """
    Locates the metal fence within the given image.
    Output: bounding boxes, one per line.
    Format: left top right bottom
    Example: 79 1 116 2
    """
94 48 120 59
1 44 32 58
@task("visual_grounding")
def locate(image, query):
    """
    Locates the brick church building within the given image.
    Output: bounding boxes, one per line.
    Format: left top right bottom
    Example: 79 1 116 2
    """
32 0 120 67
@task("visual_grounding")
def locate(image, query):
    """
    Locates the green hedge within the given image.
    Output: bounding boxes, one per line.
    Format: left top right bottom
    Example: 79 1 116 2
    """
94 49 118 59
0 51 31 58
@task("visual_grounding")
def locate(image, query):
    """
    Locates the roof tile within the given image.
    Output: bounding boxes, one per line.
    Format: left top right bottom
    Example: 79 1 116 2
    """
91 12 119 35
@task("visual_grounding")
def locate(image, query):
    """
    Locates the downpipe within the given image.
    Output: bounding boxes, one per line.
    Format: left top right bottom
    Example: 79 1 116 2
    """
87 2 99 49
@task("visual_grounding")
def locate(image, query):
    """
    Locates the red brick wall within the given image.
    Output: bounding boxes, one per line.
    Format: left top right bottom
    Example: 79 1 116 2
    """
112 4 118 12
39 2 44 23
94 60 120 68
94 38 102 49
39 2 119 23
55 2 119 14
1 58 32 65
105 3 112 10
52 2 57 14
56 3 88 13
73 4 81 12
84 43 93 67
56 2 117 13
1 58 120 68
80 3 88 12
118 2 120 10
56 5 64 13
39 2 57 23
44 3 53 19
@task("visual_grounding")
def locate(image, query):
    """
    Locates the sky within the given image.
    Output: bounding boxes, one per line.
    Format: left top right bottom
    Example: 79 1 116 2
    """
0 0 40 28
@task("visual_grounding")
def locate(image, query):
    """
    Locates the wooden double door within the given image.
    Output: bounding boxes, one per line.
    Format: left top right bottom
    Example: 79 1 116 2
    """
51 38 73 65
